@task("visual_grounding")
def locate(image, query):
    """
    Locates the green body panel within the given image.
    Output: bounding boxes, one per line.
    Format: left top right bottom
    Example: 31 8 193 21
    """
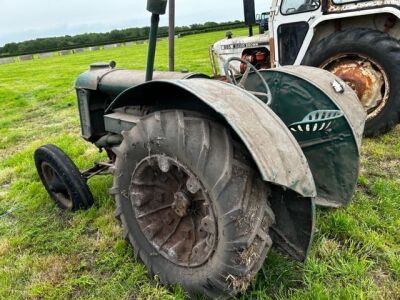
246 67 365 207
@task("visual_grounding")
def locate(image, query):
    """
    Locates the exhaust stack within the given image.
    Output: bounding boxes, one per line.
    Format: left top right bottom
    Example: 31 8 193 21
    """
146 0 168 81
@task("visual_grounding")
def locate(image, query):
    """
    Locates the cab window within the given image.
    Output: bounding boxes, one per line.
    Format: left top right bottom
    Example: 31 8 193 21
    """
281 0 320 15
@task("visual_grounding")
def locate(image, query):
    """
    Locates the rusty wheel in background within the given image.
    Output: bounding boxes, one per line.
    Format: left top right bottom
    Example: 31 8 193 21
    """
320 54 389 120
303 28 400 137
112 110 275 298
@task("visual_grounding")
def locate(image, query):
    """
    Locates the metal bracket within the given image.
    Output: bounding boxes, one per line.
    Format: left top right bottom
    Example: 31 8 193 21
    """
82 161 114 180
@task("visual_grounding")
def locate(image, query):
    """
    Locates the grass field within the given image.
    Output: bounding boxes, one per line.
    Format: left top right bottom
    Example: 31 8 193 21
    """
0 27 399 300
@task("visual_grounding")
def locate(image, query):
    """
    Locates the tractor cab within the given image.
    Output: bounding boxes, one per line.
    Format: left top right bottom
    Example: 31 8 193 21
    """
256 12 269 34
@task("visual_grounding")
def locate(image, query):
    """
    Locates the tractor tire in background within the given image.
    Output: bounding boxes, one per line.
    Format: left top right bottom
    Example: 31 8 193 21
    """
303 28 400 137
111 110 275 298
34 144 94 211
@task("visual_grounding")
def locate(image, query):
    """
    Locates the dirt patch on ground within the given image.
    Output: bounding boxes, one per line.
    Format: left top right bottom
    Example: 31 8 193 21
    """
34 255 71 285
0 239 10 256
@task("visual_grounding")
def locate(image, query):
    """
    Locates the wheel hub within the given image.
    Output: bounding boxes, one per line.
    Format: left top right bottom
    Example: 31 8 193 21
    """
172 192 190 217
130 155 217 267
321 54 389 119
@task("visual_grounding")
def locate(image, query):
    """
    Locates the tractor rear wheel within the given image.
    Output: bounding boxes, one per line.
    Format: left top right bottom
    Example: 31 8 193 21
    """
34 144 94 211
303 28 400 137
111 110 275 298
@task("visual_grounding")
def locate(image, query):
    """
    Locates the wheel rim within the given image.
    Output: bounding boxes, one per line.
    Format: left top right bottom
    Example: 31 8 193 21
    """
320 53 390 120
130 155 217 267
41 162 73 209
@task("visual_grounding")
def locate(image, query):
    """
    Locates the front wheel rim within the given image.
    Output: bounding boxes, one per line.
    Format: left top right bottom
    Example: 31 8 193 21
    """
41 162 73 209
320 53 390 120
130 155 217 267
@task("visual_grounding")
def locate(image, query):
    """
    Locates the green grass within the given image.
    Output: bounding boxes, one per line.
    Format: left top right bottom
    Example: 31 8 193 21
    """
0 28 399 299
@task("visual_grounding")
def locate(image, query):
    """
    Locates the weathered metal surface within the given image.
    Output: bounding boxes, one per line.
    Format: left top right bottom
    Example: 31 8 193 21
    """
132 155 217 267
104 112 140 133
269 188 314 262
320 54 389 120
107 78 316 198
75 67 209 93
248 66 365 207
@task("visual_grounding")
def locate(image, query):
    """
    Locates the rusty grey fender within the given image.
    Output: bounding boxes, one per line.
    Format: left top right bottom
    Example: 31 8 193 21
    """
108 78 316 198
107 78 317 261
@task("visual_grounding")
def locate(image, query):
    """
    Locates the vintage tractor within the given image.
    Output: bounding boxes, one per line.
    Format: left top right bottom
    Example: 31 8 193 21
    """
211 0 400 137
34 0 366 298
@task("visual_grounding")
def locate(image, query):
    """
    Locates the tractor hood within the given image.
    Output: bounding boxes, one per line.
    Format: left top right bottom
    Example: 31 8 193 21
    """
212 33 269 76
213 33 269 55
75 63 209 96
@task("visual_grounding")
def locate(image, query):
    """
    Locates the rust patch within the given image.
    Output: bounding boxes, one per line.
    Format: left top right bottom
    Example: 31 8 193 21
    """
321 54 389 120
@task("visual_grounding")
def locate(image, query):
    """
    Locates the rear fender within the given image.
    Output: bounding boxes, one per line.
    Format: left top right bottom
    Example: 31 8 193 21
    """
107 78 316 261
246 66 366 208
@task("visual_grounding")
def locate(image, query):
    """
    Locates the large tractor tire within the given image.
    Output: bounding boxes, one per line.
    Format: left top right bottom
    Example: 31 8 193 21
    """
34 144 94 211
303 28 400 137
111 110 275 298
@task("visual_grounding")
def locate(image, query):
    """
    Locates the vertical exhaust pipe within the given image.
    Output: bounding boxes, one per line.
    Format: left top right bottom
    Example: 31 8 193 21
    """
146 0 168 82
243 0 256 37
168 0 175 71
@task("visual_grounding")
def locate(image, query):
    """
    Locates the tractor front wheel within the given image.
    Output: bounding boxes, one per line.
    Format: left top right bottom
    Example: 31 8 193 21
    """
303 28 400 137
111 110 275 298
34 144 94 211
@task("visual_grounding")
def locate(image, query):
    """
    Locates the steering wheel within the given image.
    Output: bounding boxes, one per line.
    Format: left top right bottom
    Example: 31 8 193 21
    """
224 57 272 105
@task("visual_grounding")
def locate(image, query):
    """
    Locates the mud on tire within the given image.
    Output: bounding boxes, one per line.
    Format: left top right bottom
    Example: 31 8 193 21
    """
111 110 275 298
303 28 400 137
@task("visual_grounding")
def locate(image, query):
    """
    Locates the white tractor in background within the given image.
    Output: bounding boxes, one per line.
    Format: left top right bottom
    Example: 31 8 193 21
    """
210 0 400 137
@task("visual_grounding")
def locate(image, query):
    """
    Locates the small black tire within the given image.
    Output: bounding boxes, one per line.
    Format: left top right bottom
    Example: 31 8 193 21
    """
112 110 275 298
34 144 94 211
303 28 400 137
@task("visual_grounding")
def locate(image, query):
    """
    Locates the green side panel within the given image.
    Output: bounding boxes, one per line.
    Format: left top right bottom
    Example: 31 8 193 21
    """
246 69 363 207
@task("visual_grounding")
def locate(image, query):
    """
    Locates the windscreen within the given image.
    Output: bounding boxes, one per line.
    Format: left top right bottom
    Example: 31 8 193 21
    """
281 0 320 15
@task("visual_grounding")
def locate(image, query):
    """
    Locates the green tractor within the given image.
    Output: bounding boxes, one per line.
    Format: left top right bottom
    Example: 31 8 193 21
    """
34 0 366 298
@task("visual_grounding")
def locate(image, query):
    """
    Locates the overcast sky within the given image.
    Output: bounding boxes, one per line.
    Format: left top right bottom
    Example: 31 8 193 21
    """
0 0 270 46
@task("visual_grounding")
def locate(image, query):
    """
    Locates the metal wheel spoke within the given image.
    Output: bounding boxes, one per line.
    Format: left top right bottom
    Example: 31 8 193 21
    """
188 217 197 265
137 203 172 219
159 217 183 249
132 155 217 267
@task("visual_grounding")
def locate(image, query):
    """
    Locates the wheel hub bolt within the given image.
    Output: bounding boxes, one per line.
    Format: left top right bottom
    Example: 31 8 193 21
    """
186 177 201 194
157 156 170 173
172 192 190 217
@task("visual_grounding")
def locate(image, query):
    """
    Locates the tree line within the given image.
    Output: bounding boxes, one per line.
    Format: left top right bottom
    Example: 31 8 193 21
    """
0 21 242 57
